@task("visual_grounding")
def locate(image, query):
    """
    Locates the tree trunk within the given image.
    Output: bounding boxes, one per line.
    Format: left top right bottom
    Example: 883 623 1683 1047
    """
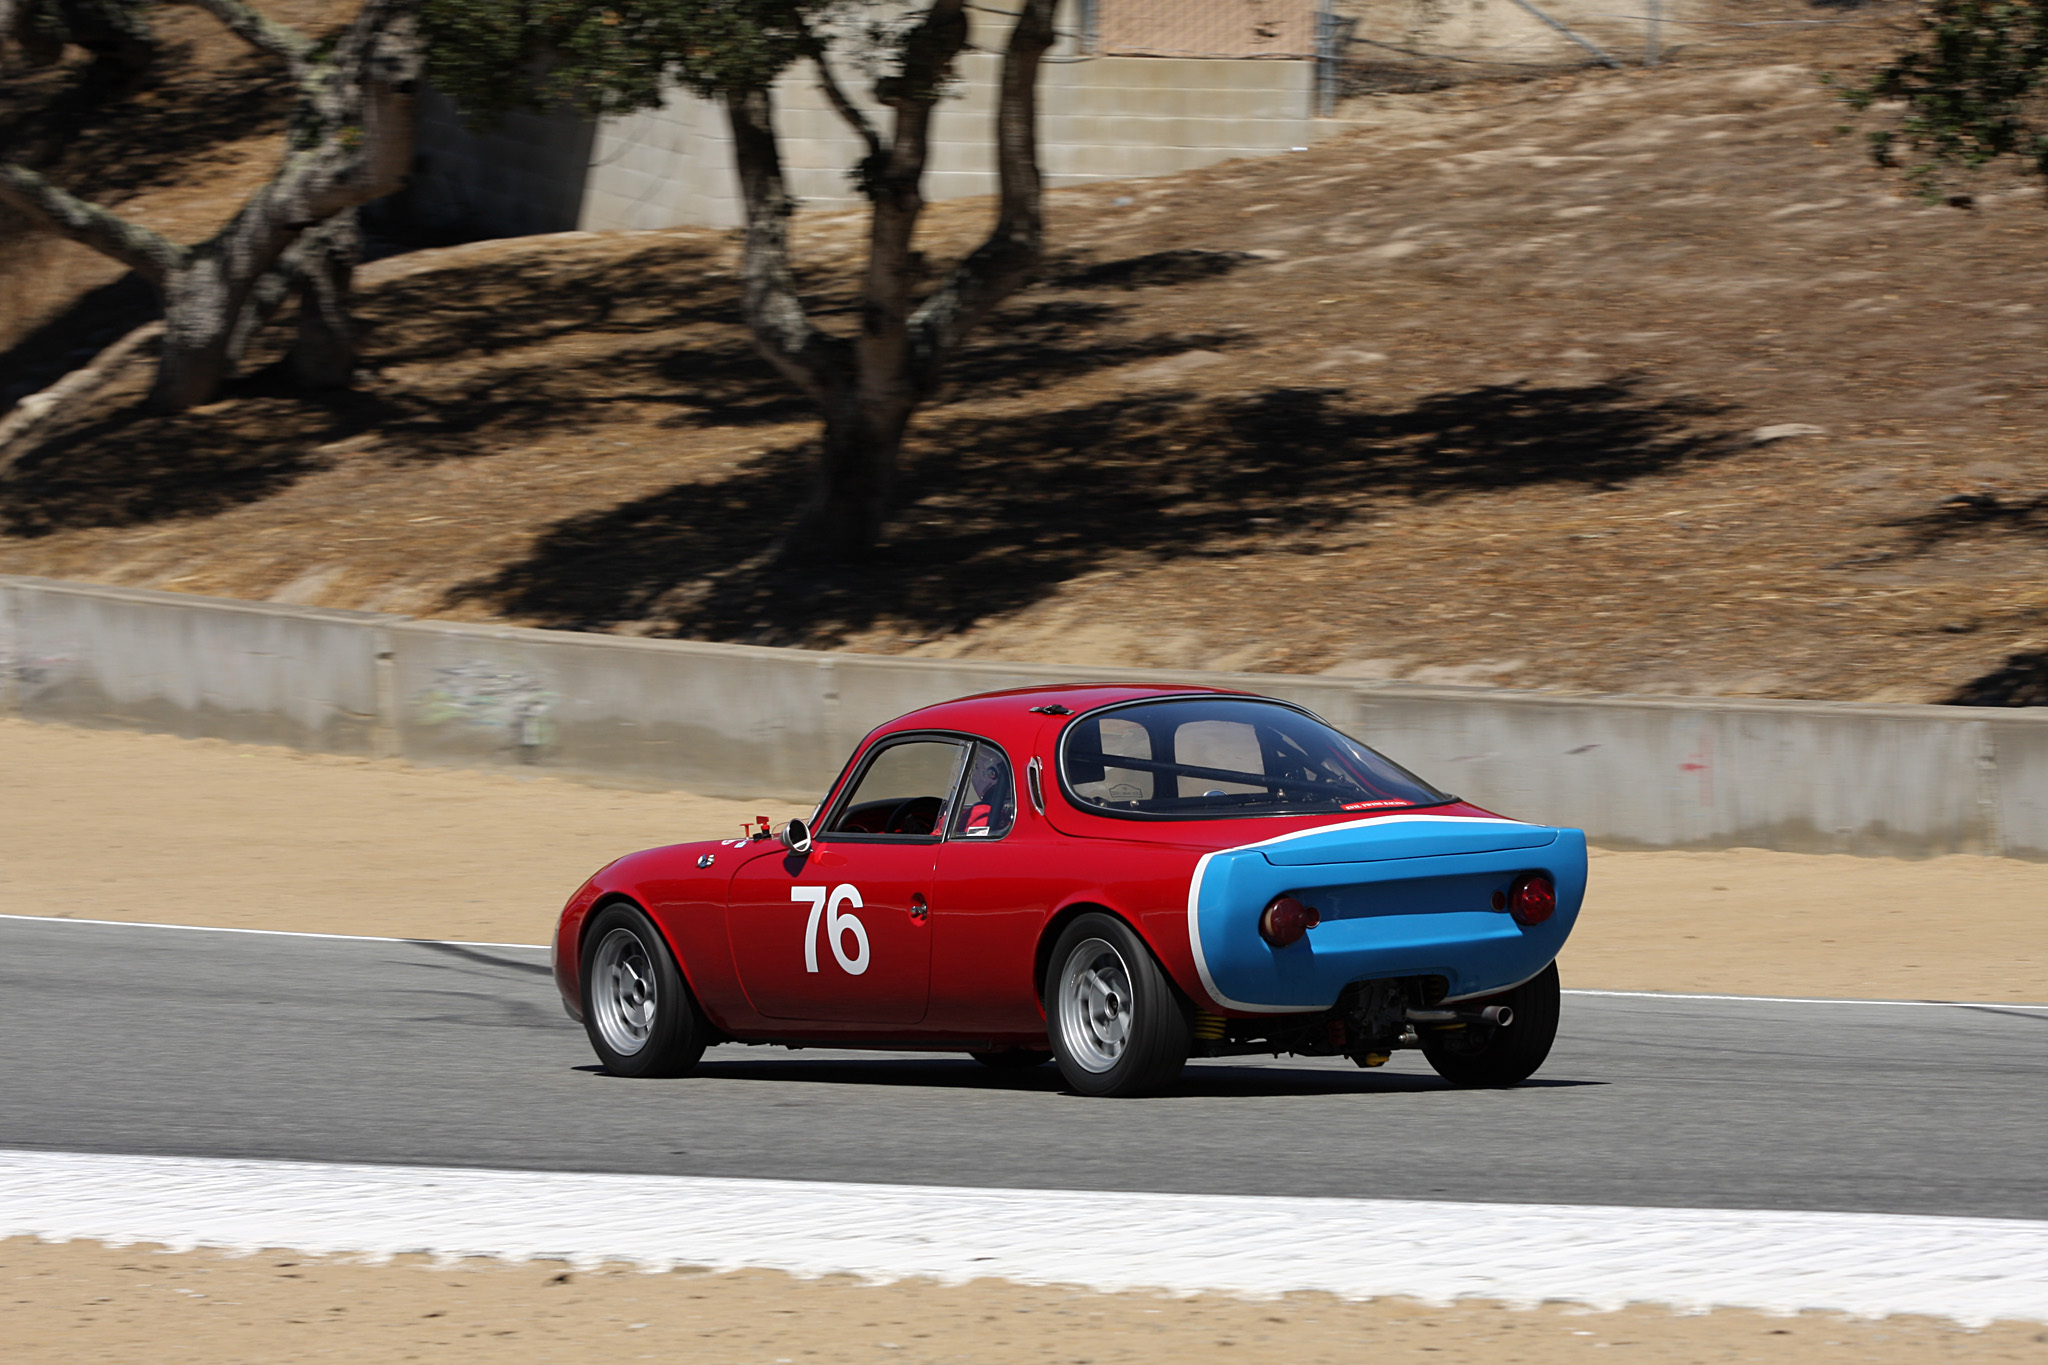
287 219 360 388
725 0 1056 564
0 320 160 474
782 1 966 562
276 211 363 387
802 396 914 562
151 249 241 410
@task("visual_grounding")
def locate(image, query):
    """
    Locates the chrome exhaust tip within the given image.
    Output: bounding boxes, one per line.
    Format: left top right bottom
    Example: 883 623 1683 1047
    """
1403 1004 1513 1027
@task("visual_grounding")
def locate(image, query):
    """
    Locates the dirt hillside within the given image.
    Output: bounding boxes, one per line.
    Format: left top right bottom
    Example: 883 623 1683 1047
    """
5 3 2048 705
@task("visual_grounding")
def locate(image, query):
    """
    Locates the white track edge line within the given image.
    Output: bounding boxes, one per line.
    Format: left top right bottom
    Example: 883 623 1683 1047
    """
3 914 2043 1009
1564 987 2048 1010
0 912 546 952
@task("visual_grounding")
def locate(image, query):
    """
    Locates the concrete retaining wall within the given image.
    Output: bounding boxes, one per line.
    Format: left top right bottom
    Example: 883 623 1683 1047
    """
393 0 1689 241
5 574 2045 859
1 577 396 755
406 47 1325 238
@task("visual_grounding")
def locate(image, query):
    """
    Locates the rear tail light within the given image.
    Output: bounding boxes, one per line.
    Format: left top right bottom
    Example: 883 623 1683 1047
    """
1508 873 1556 926
1259 895 1321 947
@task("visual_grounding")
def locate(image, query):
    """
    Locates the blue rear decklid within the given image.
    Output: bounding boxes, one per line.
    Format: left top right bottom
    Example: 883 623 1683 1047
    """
1257 818 1558 866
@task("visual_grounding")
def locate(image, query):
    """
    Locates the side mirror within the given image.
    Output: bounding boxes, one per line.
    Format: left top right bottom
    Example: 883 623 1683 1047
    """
779 816 813 855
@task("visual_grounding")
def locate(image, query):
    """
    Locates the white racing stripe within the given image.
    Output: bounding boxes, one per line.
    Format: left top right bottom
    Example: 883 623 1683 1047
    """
3 1149 2045 1326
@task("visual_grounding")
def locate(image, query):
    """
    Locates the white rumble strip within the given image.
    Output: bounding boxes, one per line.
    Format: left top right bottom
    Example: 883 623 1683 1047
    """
4 1150 2046 1326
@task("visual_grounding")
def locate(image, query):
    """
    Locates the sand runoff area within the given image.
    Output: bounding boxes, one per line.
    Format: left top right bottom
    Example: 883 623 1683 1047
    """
4 717 2045 1363
7 1240 2046 1365
3 718 2042 1000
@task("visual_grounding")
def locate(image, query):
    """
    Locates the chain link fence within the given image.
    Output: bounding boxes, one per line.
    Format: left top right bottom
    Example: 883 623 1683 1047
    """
1086 0 1321 59
1069 0 1685 108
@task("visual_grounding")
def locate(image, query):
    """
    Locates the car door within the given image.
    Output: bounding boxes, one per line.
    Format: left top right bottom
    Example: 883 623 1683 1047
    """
726 735 967 1024
928 740 1054 1036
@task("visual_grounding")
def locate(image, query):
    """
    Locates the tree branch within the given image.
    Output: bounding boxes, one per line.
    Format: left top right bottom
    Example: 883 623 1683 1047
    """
853 0 970 419
804 34 881 161
871 0 966 190
0 321 163 477
907 0 1055 387
171 0 310 66
723 83 850 407
0 163 187 282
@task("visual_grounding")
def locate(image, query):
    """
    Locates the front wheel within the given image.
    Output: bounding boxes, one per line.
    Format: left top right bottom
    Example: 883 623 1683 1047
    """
1046 914 1190 1097
579 902 709 1078
1419 961 1561 1087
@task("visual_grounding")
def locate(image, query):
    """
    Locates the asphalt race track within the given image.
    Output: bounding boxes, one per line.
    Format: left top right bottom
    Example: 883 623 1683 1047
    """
3 916 2042 1221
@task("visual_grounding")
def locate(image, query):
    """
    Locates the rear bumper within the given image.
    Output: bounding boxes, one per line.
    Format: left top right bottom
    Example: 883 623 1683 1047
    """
1187 821 1586 1013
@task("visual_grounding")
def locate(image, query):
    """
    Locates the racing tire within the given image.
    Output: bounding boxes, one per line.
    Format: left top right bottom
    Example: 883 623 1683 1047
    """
1418 961 1561 1088
1046 913 1191 1098
579 902 709 1078
969 1049 1053 1070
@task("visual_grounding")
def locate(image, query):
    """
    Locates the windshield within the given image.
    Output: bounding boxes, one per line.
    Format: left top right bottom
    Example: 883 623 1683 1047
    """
1060 698 1450 819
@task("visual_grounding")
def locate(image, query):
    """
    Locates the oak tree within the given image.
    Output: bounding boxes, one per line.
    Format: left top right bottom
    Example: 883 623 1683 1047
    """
0 0 421 414
428 0 1061 561
1841 0 2048 196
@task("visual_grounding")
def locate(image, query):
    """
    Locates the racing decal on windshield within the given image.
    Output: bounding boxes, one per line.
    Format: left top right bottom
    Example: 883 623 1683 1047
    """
792 884 871 976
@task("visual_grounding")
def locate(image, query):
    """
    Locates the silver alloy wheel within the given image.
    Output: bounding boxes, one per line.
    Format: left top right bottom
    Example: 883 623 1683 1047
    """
590 926 658 1056
1056 937 1134 1073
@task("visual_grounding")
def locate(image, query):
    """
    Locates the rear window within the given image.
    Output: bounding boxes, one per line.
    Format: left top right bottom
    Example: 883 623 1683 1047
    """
1060 698 1449 819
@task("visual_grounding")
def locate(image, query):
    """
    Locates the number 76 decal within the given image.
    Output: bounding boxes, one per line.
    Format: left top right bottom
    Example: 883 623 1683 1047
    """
792 885 870 975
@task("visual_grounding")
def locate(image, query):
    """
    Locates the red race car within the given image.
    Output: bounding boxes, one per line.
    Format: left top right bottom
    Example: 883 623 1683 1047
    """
553 684 1586 1097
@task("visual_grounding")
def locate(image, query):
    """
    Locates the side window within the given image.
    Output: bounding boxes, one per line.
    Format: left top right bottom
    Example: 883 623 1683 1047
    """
1173 718 1265 797
1066 716 1155 806
826 739 967 838
948 743 1017 841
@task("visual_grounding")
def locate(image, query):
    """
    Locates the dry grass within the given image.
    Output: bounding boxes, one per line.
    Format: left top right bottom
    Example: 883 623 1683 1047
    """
6 2 2048 704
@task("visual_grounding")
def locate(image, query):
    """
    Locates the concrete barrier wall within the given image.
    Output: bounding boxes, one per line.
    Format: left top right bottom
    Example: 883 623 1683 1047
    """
5 574 2045 859
1 577 395 755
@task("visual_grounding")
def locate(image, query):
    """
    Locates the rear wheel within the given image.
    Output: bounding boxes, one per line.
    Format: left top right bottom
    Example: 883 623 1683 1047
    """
1418 961 1561 1087
579 902 709 1078
1046 913 1190 1097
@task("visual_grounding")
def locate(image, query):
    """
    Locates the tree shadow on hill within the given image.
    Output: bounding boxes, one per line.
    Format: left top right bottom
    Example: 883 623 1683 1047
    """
457 378 1740 643
1947 651 2048 707
0 271 158 410
1889 490 2048 551
0 334 799 535
359 238 745 365
0 47 292 199
0 278 1233 534
1893 495 2048 708
1050 248 1256 291
0 366 386 536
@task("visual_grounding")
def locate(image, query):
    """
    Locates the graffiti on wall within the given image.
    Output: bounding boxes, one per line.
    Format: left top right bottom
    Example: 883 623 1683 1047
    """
414 661 558 758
